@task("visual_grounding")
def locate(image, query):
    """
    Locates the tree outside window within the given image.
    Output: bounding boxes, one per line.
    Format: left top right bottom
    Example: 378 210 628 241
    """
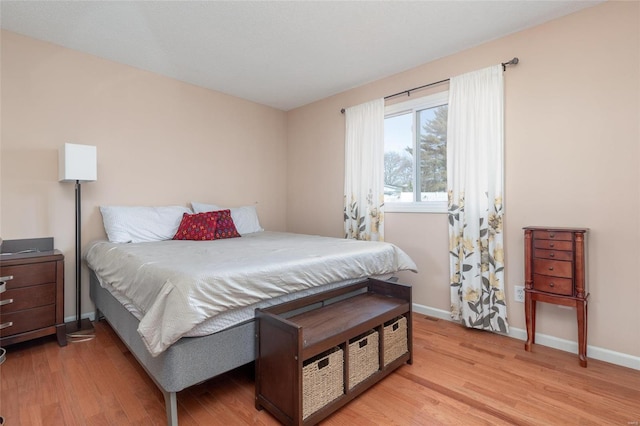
384 91 448 213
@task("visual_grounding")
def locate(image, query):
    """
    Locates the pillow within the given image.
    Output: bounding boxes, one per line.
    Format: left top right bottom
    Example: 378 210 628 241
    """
172 212 218 241
191 202 263 235
100 205 192 243
213 209 241 240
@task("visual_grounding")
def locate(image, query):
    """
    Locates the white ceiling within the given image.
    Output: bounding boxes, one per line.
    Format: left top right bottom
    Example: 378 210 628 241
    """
1 1 601 111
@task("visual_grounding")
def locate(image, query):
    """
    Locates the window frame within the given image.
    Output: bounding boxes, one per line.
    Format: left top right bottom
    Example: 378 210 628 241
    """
384 91 449 214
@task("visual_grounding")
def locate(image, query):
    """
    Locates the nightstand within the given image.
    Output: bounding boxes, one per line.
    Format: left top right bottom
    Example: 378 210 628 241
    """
523 227 588 367
0 250 67 347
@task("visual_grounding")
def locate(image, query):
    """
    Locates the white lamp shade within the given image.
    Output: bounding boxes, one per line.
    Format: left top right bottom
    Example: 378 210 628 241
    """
59 143 97 182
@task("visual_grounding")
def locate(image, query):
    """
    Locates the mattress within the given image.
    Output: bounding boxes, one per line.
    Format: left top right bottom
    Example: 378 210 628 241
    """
85 231 417 356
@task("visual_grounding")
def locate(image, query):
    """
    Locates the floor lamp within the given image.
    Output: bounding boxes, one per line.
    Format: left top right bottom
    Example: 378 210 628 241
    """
59 143 97 336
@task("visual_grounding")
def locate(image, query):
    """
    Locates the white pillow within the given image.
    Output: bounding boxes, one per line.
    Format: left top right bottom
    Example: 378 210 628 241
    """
191 202 263 235
100 205 192 243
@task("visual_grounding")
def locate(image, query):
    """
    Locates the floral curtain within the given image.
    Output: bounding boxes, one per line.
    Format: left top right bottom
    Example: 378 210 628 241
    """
447 65 509 333
344 99 385 241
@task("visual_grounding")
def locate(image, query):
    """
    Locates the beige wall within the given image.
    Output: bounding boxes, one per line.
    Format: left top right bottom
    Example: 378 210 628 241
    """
0 31 288 319
287 1 640 358
2 1 638 361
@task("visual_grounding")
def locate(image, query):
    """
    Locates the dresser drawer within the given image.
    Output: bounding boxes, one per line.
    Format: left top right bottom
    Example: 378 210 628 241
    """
532 230 573 241
1 262 56 289
533 259 573 278
533 274 573 296
533 239 573 251
0 304 55 337
0 283 56 314
0 250 66 347
534 249 573 261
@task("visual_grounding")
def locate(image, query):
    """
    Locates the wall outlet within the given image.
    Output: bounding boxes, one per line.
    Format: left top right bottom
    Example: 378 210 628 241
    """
514 285 525 303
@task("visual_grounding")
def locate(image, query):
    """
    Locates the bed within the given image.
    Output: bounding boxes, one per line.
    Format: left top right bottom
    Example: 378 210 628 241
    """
86 230 417 425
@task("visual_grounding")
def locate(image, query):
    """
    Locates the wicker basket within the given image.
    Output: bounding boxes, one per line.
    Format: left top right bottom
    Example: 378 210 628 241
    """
302 347 344 419
348 330 379 389
383 316 408 366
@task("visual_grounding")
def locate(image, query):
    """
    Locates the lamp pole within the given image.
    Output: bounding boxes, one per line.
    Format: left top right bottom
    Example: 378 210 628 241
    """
75 180 81 329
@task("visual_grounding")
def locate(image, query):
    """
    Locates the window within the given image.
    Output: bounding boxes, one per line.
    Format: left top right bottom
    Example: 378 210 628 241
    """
384 91 448 213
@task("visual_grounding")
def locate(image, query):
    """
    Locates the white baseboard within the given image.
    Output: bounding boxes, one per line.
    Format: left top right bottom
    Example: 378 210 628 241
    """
412 302 640 371
68 305 639 371
65 312 96 324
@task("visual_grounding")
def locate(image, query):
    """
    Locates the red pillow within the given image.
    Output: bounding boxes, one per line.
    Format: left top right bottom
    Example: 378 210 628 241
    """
172 212 218 241
213 209 241 239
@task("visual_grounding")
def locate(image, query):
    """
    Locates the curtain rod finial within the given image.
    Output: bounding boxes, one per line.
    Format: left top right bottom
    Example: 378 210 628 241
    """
503 57 519 66
501 57 519 71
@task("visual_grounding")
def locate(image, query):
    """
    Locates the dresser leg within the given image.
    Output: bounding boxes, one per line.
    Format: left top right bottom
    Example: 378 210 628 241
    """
577 299 588 367
524 293 536 352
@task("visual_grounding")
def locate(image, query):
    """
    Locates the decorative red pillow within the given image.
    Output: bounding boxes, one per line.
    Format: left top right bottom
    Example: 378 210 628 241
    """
213 209 241 239
172 212 218 241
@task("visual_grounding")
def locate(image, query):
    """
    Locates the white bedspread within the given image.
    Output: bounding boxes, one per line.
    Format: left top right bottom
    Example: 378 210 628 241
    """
85 231 417 356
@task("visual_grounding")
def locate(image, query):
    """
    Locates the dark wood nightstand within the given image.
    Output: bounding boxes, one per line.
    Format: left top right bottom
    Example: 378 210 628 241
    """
523 227 588 367
0 250 67 347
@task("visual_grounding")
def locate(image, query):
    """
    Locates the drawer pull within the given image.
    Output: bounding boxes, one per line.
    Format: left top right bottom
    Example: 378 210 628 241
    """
0 275 13 289
0 321 13 330
0 298 13 306
550 233 555 238
549 253 555 258
548 266 554 271
549 243 555 248
549 282 555 287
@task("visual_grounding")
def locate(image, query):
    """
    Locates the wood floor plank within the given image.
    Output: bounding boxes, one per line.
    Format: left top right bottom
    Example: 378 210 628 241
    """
39 402 66 426
0 316 638 425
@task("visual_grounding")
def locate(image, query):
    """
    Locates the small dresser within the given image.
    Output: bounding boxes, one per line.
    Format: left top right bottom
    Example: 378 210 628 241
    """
523 227 588 367
0 250 67 347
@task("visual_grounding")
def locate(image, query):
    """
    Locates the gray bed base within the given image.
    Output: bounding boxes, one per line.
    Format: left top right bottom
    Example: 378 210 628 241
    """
89 270 256 426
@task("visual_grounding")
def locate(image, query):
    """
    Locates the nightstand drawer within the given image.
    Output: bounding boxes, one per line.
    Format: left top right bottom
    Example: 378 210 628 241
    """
534 249 573 261
533 274 573 296
533 239 573 251
1 262 56 289
532 230 573 241
533 259 573 278
0 304 55 337
0 283 56 314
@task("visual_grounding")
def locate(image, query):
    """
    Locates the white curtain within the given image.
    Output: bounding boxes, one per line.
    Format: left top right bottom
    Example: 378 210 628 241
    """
447 65 509 333
344 99 385 241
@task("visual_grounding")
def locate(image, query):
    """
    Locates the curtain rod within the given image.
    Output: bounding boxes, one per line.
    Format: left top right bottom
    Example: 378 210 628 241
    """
340 57 519 114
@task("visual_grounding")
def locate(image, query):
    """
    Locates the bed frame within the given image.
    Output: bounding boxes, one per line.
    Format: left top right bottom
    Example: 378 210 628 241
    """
90 270 256 426
90 269 391 425
90 268 400 425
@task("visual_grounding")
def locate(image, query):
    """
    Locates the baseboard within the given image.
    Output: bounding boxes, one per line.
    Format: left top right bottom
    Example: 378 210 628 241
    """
70 305 639 371
412 302 640 371
65 312 97 324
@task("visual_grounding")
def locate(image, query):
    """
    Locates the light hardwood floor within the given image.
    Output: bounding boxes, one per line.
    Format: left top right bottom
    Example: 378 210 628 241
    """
1 315 638 425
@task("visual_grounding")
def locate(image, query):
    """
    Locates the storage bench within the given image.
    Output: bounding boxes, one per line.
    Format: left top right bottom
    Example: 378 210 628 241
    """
255 278 412 425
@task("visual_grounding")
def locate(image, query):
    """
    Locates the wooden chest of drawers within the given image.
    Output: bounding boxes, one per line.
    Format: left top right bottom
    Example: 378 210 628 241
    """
523 227 588 367
0 250 67 346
